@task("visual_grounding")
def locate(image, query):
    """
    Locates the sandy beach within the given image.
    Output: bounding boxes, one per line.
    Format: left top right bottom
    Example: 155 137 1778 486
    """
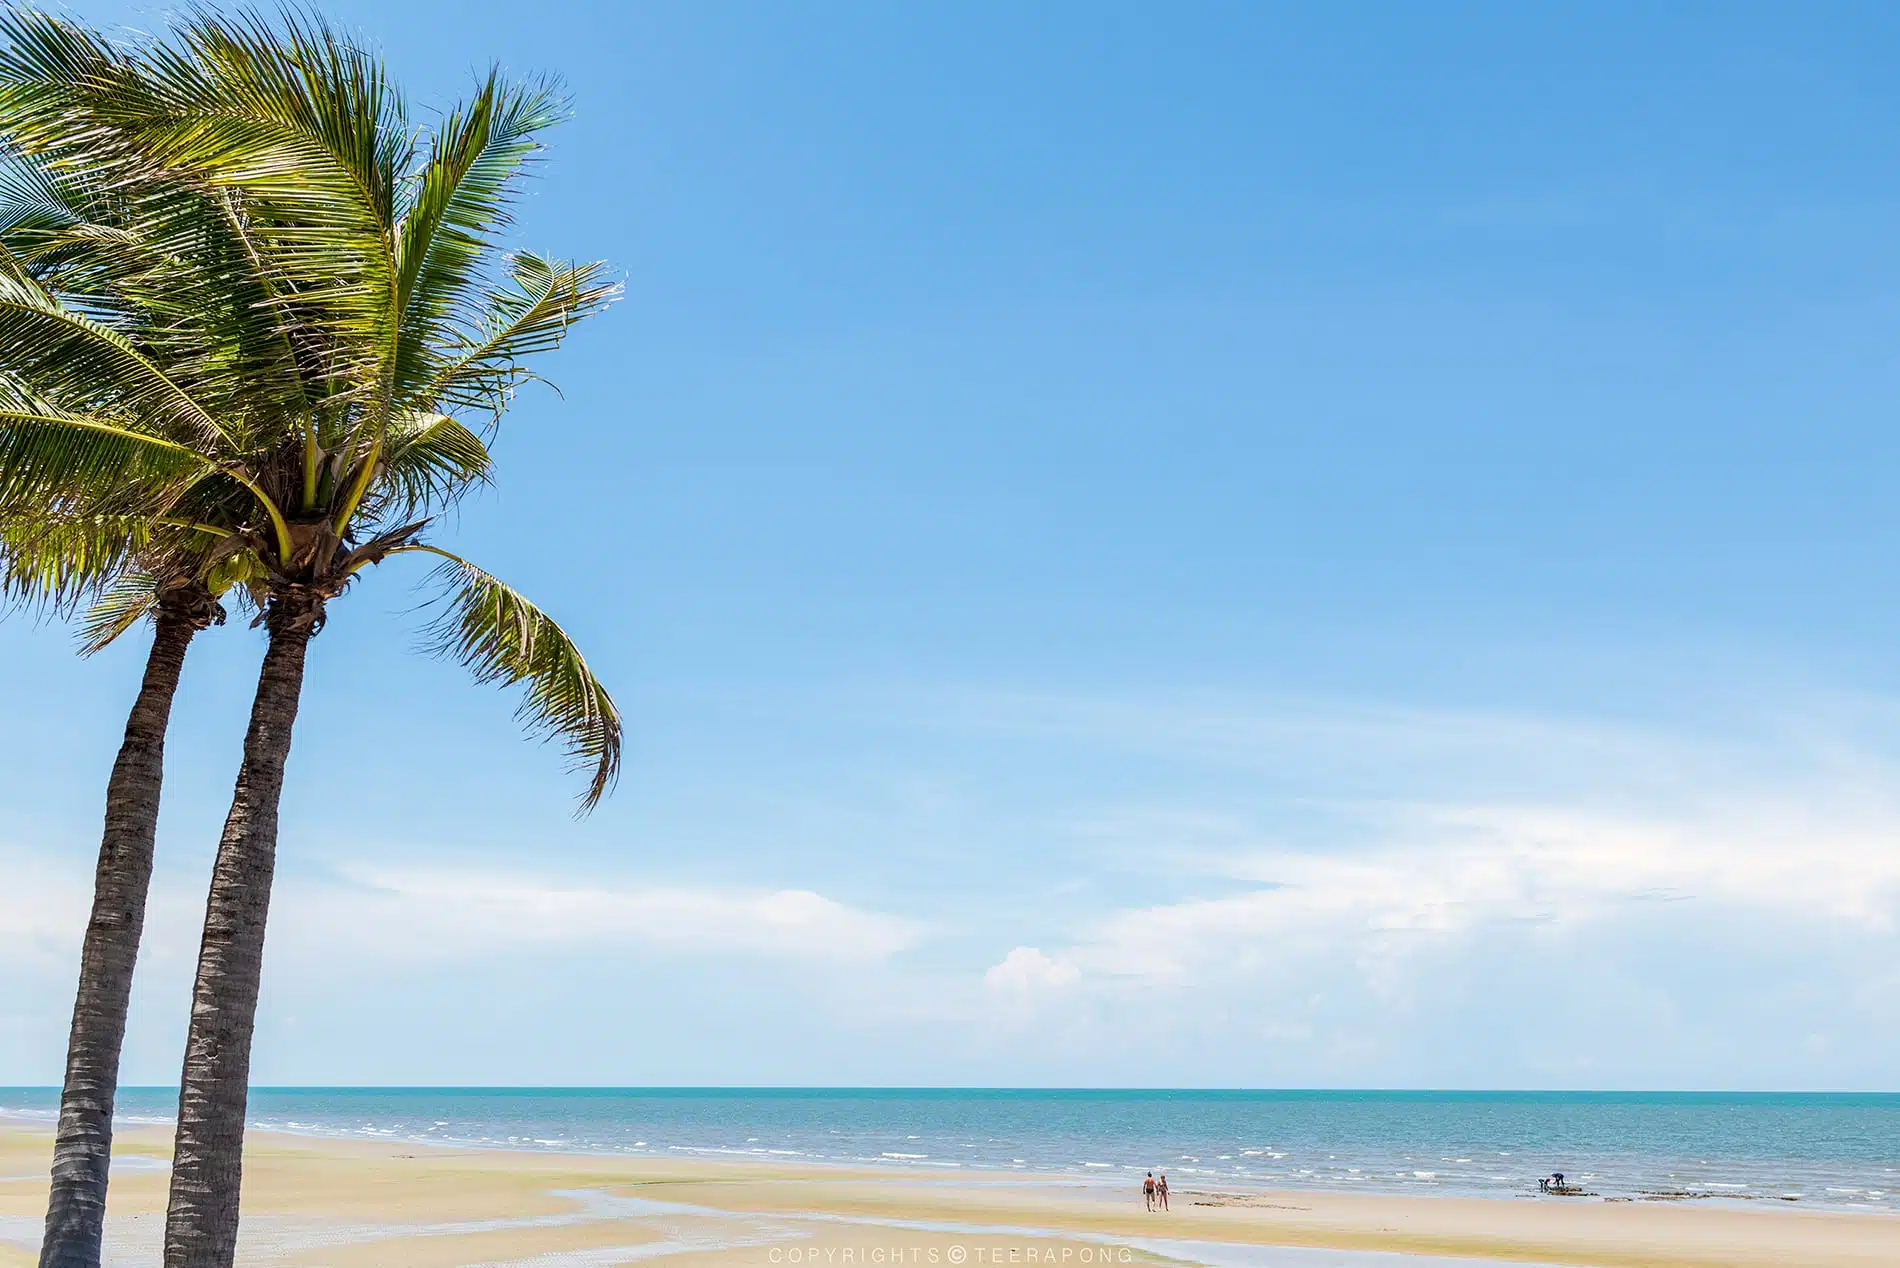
1 1122 1895 1268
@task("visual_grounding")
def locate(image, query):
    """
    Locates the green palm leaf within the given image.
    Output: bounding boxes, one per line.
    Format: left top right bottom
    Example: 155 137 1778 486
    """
0 509 148 614
413 549 621 811
396 70 563 327
428 253 618 416
0 7 403 392
370 411 493 523
0 403 210 511
75 568 160 654
0 274 231 449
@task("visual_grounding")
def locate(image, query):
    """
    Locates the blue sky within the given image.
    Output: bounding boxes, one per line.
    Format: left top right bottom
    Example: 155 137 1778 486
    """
4 1 1900 1088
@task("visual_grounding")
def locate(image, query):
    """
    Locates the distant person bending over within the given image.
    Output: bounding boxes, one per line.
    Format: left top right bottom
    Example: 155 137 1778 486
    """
1143 1172 1155 1211
1156 1173 1170 1210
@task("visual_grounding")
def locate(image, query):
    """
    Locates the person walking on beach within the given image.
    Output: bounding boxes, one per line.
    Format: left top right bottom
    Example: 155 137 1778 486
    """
1143 1172 1155 1211
1156 1173 1170 1211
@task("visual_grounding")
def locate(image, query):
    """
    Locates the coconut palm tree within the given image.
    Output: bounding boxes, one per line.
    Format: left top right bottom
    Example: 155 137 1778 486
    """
0 9 622 1267
0 515 221 1268
0 95 540 1266
0 140 255 1268
1 550 225 1268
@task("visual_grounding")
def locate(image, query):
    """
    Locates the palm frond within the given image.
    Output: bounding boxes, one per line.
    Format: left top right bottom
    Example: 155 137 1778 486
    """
371 411 492 522
44 198 314 428
0 274 232 449
0 8 141 166
0 7 403 395
0 145 78 239
0 508 149 614
76 568 159 654
414 550 621 811
134 9 406 369
395 69 563 326
425 253 617 418
0 403 210 512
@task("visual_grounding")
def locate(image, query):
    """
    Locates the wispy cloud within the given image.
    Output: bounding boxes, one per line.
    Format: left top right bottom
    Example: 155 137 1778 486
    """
954 792 1900 1083
929 684 1900 1082
282 866 922 964
0 849 920 971
0 853 92 970
1008 796 1900 986
10 683 1900 1085
883 683 1900 807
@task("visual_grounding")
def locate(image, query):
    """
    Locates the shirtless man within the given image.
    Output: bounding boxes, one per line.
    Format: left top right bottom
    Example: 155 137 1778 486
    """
1156 1173 1169 1211
1142 1172 1155 1211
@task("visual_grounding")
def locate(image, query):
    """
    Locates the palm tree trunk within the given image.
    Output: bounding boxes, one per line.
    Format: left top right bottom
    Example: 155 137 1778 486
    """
161 604 316 1268
38 608 200 1268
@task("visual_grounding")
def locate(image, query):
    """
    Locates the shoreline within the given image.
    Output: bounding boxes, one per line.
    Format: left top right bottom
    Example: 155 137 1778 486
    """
0 1110 1884 1216
5 1121 1899 1267
2 1105 1890 1219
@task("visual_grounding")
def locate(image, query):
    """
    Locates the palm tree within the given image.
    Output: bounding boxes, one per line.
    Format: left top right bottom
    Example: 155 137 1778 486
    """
0 9 622 1267
0 519 225 1268
0 95 520 1266
0 140 253 1268
1 551 224 1268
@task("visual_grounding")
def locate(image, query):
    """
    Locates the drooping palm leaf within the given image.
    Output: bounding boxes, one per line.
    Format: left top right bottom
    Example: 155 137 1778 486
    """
0 272 233 447
0 508 148 614
0 144 312 440
412 549 621 811
75 567 160 653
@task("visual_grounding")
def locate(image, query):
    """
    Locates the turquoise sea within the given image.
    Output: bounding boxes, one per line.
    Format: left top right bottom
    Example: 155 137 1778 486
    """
3 1088 1896 1212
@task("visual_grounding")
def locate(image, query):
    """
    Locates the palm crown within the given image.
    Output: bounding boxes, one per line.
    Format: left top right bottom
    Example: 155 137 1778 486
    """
0 5 621 804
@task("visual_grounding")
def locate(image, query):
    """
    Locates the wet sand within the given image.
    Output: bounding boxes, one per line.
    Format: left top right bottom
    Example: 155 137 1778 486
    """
1 1122 1895 1267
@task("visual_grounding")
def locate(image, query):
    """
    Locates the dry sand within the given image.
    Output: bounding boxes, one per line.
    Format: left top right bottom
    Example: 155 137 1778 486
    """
1 1121 1895 1267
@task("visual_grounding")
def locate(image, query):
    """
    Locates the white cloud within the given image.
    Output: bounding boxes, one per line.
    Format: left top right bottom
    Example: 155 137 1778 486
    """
11 685 1900 1086
983 946 1080 993
941 791 1900 1083
281 866 920 964
1052 797 1900 986
0 848 919 971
